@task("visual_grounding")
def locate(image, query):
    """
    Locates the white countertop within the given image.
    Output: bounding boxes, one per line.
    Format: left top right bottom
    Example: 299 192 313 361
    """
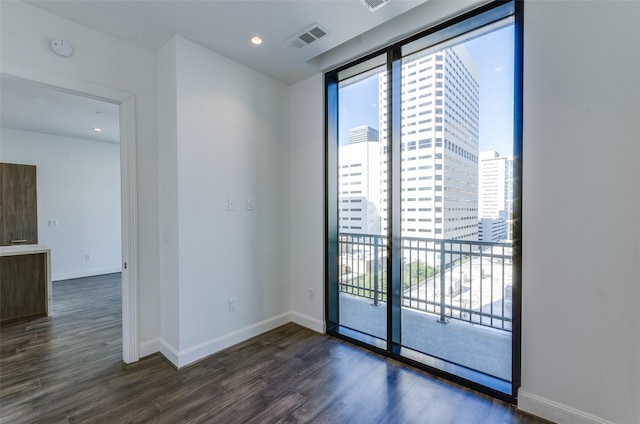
0 244 51 256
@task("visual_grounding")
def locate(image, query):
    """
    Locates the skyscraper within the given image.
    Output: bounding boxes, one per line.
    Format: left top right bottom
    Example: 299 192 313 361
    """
378 45 480 241
349 125 379 144
338 126 382 235
478 150 510 241
479 150 507 219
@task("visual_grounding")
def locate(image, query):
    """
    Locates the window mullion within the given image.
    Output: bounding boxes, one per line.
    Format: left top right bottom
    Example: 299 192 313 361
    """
325 74 340 330
387 47 403 353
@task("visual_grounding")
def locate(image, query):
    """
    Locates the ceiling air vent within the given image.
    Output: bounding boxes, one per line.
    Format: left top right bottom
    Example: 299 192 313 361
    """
361 0 389 12
288 24 328 49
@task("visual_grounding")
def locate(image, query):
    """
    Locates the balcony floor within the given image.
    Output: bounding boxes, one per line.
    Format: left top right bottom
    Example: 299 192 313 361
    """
339 293 511 381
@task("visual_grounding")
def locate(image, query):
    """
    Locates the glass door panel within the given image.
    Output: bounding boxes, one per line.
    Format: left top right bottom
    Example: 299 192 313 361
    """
326 1 520 399
336 62 389 342
399 20 515 381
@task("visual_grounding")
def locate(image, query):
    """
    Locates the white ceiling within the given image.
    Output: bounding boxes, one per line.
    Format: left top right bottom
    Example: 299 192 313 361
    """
0 76 120 144
1 0 431 144
25 0 429 85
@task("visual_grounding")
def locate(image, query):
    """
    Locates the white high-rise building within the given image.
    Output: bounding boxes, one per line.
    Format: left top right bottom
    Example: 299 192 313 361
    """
338 126 382 235
378 45 480 241
478 150 510 241
349 125 379 144
478 218 507 242
506 157 514 240
479 151 507 219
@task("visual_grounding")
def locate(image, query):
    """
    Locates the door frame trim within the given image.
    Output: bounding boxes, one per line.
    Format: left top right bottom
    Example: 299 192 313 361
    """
1 61 139 363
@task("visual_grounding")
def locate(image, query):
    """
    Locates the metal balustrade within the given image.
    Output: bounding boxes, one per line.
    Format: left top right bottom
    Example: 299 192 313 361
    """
338 233 513 331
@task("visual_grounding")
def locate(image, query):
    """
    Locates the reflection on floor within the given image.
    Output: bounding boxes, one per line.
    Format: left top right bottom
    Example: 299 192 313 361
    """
339 293 511 380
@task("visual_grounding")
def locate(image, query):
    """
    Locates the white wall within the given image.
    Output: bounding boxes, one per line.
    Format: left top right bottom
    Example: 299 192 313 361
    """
0 1 160 354
519 1 640 423
0 127 121 280
289 74 325 332
158 36 291 367
157 36 181 357
288 1 640 423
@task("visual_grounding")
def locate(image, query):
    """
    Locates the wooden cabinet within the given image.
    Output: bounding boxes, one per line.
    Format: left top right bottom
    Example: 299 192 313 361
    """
0 245 52 323
0 164 48 323
0 163 38 246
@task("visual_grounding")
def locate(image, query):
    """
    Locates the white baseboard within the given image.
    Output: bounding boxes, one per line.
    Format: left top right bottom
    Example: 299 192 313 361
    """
518 391 615 424
158 338 180 366
174 312 292 368
52 267 122 282
136 313 324 367
291 311 325 333
139 338 159 358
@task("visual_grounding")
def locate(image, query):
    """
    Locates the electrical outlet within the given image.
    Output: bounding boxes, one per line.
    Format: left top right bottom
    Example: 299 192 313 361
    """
308 288 315 300
228 298 237 312
85 253 92 261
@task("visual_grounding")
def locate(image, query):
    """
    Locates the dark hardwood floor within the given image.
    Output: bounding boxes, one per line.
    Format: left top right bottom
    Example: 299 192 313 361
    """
1 273 550 423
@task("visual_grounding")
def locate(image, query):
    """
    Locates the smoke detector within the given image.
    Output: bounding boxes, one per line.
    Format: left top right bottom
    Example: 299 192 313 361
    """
287 24 329 49
361 0 390 12
50 38 73 57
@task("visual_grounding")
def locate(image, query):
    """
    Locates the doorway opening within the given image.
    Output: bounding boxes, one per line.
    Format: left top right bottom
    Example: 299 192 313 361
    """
0 68 139 363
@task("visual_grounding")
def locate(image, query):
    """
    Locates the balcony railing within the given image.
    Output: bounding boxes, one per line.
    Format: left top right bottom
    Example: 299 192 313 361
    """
339 233 513 331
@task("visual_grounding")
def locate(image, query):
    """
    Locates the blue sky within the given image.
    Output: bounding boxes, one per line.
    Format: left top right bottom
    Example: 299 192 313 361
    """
338 75 379 144
338 25 514 157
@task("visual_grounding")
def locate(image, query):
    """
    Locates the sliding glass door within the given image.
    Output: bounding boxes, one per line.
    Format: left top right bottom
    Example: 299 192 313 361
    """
334 57 389 346
325 1 521 400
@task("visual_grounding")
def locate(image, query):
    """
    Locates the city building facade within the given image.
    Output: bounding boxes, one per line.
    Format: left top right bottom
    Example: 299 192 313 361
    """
478 150 513 241
378 45 480 241
338 126 382 235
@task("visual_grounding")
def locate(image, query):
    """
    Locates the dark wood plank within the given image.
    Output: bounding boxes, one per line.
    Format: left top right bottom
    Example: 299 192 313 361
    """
0 273 552 423
0 162 38 246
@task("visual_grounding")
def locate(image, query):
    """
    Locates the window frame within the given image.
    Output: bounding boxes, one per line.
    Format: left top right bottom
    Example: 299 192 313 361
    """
324 0 523 403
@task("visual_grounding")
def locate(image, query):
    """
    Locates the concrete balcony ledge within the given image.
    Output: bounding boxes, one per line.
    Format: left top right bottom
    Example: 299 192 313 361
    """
339 293 512 381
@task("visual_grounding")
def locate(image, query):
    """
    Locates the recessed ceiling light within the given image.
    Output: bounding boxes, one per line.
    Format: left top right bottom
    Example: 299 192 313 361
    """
251 36 263 45
93 128 102 132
